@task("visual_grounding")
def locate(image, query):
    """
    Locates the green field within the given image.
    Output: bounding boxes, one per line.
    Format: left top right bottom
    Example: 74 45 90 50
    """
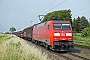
73 33 90 46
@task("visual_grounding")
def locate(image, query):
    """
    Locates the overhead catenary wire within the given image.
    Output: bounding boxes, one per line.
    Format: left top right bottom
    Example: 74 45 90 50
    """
35 0 67 17
32 0 57 17
32 0 90 22
73 6 90 12
74 11 90 17
29 0 57 24
33 0 90 22
72 6 90 17
72 5 90 19
44 0 67 14
38 0 57 14
36 0 67 21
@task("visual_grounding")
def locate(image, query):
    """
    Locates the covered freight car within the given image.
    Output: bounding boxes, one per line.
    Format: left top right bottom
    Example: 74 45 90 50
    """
12 31 24 38
23 26 33 40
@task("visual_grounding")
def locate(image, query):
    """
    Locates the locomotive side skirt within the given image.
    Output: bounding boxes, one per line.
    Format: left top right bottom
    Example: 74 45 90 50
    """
33 37 50 45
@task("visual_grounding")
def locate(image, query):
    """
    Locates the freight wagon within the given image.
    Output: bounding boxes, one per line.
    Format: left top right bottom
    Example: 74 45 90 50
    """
12 31 24 38
23 26 34 40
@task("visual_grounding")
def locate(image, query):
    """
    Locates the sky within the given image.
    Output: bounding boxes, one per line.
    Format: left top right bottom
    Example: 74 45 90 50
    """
0 0 90 32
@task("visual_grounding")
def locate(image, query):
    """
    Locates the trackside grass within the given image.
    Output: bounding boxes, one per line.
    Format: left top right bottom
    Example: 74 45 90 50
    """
0 35 50 60
73 33 90 46
73 33 90 57
0 34 14 43
0 34 7 40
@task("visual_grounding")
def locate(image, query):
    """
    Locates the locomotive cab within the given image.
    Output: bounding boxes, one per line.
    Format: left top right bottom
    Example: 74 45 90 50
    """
48 20 74 51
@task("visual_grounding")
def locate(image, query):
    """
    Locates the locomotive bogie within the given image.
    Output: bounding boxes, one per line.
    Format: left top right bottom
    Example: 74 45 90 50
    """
51 41 74 51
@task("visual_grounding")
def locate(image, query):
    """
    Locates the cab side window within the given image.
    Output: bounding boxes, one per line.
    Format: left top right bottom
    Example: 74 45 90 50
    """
48 25 50 30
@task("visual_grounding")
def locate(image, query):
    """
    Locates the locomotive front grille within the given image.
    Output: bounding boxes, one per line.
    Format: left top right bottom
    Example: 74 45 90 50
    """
53 41 74 46
52 41 74 51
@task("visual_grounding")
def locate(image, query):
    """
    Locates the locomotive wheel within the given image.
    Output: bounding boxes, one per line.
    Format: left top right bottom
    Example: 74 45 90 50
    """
45 44 49 50
35 41 38 45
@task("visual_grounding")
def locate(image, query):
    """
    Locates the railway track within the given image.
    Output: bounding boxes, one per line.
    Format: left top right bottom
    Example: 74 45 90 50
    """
49 50 90 60
68 52 90 60
24 39 90 60
49 51 90 60
75 44 90 50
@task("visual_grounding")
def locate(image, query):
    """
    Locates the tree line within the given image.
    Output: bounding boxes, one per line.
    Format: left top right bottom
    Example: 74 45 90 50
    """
41 9 90 37
72 16 89 33
72 16 90 37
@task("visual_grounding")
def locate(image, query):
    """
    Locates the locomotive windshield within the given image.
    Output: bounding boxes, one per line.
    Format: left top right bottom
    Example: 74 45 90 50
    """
53 24 71 30
53 24 62 29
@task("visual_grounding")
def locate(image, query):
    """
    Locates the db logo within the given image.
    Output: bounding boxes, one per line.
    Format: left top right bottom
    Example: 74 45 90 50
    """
61 33 65 36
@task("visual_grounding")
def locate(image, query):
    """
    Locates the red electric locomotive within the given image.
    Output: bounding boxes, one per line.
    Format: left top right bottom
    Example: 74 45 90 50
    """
33 19 74 51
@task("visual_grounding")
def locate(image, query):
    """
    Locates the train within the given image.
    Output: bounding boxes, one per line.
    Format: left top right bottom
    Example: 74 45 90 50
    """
12 31 24 38
13 19 74 51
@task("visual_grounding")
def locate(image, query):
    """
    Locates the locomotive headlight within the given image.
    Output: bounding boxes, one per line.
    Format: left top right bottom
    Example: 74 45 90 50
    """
66 33 72 36
68 38 72 41
54 38 58 41
54 33 60 36
21 34 23 36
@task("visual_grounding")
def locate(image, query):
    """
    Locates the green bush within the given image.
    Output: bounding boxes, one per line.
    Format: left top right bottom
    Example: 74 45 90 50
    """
81 27 90 37
5 32 10 34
